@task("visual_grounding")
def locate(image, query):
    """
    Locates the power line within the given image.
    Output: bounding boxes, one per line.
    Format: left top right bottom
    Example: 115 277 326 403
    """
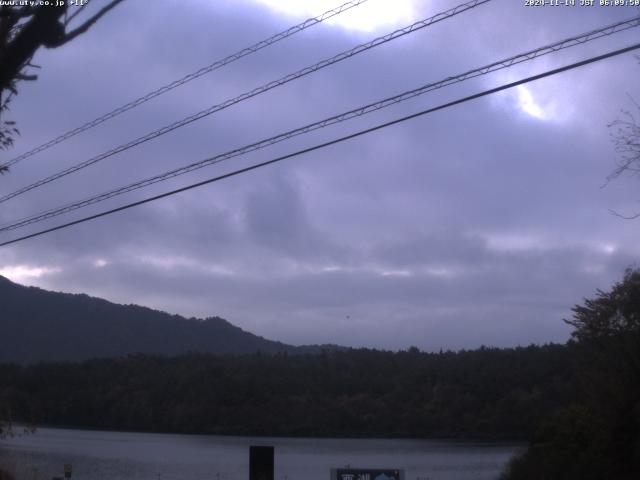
2 15 637 233
2 42 638 248
0 0 371 170
0 0 491 204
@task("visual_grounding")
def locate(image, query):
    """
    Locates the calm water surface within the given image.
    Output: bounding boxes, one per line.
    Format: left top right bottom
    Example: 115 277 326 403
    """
0 428 523 480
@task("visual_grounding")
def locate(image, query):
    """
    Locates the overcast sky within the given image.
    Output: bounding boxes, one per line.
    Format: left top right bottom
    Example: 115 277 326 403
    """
0 0 638 351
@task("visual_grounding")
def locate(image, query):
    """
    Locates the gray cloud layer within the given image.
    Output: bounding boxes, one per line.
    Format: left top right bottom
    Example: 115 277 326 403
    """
1 0 638 350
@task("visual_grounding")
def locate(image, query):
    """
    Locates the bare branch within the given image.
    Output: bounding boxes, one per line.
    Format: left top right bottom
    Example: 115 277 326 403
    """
607 103 640 183
13 6 37 19
0 1 125 155
608 208 640 220
14 73 37 81
627 92 640 110
56 0 125 46
2 6 37 30
64 3 89 27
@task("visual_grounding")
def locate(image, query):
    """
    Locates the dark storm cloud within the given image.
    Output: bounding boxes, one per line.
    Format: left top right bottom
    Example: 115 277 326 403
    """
1 0 638 350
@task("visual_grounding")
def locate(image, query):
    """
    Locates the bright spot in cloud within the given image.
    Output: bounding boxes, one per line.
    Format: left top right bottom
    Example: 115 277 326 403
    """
251 0 418 32
0 265 60 283
599 243 617 255
207 265 237 276
136 254 237 276
321 265 343 273
380 269 412 277
138 255 195 270
516 85 547 120
492 70 570 123
93 259 109 268
485 233 544 252
424 266 460 278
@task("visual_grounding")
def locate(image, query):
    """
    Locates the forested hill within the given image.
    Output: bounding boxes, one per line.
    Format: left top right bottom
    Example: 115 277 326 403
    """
0 275 329 363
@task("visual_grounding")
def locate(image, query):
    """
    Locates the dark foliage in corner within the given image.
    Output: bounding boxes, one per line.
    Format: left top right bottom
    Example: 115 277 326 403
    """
502 269 640 479
0 1 125 153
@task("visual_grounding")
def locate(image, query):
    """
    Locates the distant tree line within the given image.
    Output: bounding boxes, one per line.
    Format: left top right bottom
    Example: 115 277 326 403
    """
0 344 572 440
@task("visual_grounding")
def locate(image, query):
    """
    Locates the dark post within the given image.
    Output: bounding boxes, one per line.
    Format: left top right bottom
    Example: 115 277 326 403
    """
249 445 274 480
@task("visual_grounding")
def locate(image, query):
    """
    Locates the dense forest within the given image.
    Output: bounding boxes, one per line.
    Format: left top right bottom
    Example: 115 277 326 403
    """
0 344 571 439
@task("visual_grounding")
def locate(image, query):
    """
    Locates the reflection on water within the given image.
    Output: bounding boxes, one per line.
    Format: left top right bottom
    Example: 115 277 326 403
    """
0 427 523 480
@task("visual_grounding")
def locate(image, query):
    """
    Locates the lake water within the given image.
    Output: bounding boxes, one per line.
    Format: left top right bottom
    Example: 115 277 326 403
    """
0 428 523 480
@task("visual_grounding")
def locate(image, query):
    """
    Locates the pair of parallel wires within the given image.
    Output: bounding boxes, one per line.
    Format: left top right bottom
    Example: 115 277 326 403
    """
0 0 491 203
0 0 639 246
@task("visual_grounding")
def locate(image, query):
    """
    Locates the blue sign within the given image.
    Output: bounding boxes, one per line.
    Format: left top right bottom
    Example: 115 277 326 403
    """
336 469 402 480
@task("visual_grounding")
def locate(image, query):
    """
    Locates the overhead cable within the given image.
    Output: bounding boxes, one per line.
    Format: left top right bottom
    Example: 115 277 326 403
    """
0 0 371 169
1 15 637 233
1 41 639 247
0 0 491 204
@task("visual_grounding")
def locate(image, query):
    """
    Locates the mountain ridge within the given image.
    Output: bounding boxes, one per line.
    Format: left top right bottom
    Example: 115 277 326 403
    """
0 275 340 363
